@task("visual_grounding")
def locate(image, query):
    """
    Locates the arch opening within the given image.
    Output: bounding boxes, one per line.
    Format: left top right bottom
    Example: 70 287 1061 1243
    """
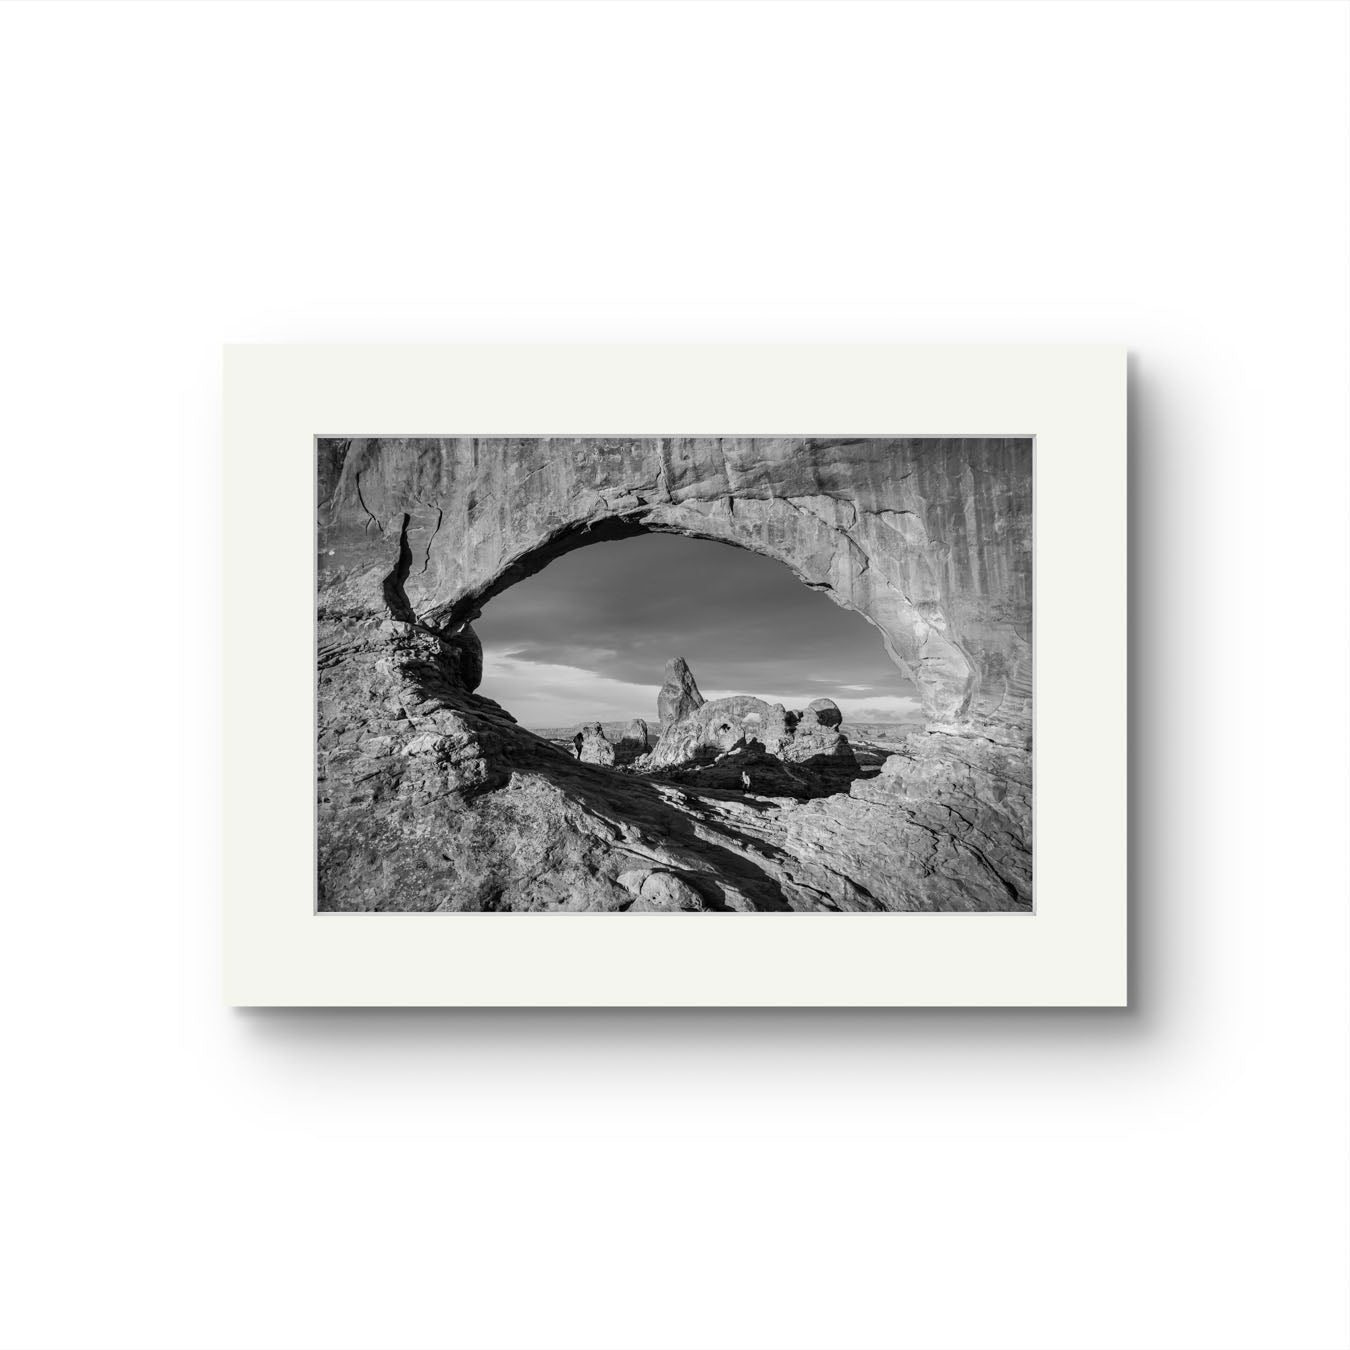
429 515 953 724
471 531 926 794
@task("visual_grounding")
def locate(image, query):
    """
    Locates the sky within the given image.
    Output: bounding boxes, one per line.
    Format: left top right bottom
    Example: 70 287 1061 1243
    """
474 533 922 728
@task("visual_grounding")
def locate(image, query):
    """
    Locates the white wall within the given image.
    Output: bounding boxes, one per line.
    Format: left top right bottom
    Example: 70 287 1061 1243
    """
2 4 1346 1349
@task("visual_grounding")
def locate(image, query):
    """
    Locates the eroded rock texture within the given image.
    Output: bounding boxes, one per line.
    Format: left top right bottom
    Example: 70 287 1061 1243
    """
647 696 774 769
318 437 1031 718
615 718 650 766
805 698 843 729
657 657 705 728
640 682 859 799
316 437 1032 912
575 723 616 766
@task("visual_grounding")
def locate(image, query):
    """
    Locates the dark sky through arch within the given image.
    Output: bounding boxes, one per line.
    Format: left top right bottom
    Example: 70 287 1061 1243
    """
475 533 922 728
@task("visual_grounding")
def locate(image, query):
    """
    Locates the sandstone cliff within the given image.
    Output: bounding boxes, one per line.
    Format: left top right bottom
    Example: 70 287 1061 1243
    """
318 437 1031 720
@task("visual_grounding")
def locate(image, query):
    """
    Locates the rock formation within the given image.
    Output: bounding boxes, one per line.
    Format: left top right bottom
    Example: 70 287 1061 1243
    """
758 704 796 756
614 718 650 766
621 668 861 799
576 722 616 766
804 698 843 729
647 694 770 769
778 720 858 791
315 437 1033 913
619 870 708 913
657 657 705 728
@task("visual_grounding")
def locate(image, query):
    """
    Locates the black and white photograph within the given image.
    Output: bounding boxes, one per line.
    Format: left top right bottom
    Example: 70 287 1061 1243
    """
6 4 1346 1350
317 436 1032 912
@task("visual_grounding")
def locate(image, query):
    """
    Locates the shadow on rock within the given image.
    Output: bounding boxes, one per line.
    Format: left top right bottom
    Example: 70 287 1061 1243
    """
641 738 867 800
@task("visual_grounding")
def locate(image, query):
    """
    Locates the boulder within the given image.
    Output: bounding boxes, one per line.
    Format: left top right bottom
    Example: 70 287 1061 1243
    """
576 722 616 766
626 871 707 912
804 697 843 729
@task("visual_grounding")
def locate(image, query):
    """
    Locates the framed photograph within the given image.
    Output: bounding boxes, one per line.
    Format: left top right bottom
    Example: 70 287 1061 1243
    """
224 345 1125 1005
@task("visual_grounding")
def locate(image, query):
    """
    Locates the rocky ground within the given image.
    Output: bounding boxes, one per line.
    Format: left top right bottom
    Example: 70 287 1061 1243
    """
318 625 1031 913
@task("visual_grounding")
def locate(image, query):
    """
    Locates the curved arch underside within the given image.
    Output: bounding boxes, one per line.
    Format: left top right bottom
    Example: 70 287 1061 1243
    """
318 436 1032 723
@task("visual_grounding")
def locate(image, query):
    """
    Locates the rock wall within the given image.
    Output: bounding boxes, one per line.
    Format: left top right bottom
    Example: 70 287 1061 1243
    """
317 437 1032 720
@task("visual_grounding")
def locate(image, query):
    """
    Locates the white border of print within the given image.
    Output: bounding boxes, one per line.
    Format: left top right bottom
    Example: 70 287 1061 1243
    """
224 345 1125 1006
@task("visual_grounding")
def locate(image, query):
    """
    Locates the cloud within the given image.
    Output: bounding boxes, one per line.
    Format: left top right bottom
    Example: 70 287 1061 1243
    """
482 653 923 730
704 687 924 724
483 653 660 728
829 696 924 723
474 532 919 719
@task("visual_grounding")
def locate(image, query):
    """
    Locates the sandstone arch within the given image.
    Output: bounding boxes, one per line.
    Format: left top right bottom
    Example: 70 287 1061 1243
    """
315 436 1034 913
317 437 1032 722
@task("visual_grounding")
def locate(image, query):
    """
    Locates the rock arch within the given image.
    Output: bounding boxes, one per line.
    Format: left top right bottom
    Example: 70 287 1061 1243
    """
317 436 1032 722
